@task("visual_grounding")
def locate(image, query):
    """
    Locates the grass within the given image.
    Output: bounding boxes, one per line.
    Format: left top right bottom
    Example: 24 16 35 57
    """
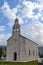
0 60 38 65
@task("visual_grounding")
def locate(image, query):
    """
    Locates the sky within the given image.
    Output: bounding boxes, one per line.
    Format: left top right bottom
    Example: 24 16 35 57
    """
0 0 43 46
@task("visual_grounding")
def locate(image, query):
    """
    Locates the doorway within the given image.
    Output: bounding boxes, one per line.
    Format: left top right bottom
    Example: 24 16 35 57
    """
14 52 17 61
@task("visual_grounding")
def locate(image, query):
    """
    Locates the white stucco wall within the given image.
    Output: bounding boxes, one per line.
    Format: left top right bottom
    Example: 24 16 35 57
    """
6 35 38 62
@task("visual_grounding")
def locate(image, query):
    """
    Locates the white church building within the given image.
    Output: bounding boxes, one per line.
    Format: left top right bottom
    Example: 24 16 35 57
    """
6 18 38 62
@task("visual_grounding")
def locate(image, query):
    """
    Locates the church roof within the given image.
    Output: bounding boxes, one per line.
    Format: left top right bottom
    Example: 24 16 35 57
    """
20 35 38 45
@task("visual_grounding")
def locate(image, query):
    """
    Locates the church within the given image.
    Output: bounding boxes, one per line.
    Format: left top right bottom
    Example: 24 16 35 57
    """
6 18 38 62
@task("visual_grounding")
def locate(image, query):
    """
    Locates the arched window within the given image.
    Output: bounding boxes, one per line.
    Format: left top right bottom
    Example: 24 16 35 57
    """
29 49 30 55
33 50 34 56
14 52 17 61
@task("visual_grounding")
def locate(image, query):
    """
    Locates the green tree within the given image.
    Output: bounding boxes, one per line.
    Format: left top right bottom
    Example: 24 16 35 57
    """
0 47 3 60
39 52 43 58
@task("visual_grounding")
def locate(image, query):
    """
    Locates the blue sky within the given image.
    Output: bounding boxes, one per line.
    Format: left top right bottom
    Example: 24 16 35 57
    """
0 0 43 46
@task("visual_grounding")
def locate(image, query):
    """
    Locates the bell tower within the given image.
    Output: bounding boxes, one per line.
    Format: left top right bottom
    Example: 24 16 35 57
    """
12 18 20 36
12 18 20 61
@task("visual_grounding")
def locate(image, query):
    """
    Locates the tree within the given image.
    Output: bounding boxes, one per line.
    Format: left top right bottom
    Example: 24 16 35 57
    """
39 52 43 58
0 47 3 60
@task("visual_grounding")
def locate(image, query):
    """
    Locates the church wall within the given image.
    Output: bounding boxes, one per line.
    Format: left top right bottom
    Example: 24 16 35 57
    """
20 36 26 62
6 35 38 62
6 37 14 61
25 39 38 62
6 35 20 62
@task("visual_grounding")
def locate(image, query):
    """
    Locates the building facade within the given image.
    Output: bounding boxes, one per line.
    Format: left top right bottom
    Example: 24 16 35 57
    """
6 18 38 62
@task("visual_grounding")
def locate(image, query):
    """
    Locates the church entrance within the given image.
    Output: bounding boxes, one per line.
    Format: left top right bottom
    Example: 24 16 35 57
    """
14 52 17 61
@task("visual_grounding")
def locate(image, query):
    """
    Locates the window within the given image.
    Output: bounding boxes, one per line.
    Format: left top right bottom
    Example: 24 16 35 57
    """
17 28 19 31
29 49 30 55
16 21 18 24
36 51 37 56
14 52 17 61
33 50 34 56
14 39 17 41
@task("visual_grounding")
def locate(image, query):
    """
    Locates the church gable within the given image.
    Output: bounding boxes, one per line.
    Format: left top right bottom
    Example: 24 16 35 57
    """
7 36 12 42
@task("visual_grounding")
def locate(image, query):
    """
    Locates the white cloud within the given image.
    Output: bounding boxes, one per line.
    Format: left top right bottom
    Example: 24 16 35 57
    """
0 34 4 39
17 17 23 24
0 26 5 31
23 1 43 20
0 34 6 46
20 1 34 18
1 0 43 46
41 16 43 20
0 33 11 46
16 0 43 21
1 1 43 24
37 0 43 4
21 21 43 46
1 2 17 26
1 2 24 26
1 2 17 20
0 39 7 46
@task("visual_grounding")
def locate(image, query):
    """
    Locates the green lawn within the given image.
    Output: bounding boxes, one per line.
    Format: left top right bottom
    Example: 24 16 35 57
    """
0 60 38 65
